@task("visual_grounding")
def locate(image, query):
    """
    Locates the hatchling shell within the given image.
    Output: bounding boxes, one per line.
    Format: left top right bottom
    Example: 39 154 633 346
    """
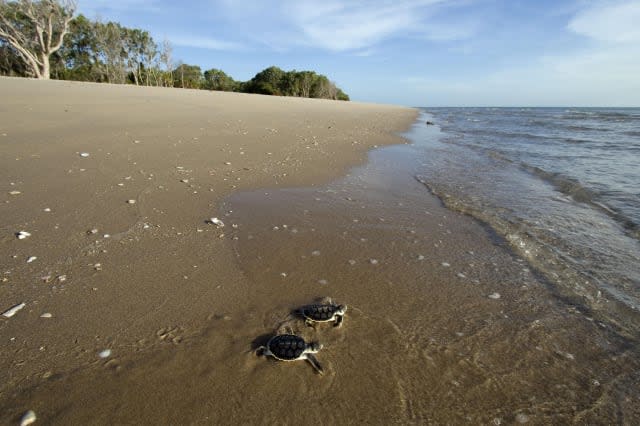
267 334 307 360
303 304 340 321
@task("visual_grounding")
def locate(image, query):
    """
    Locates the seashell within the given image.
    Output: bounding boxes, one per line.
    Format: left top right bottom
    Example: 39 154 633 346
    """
9 190 21 195
79 152 90 158
20 410 37 426
208 217 224 227
27 256 37 263
488 292 501 300
98 349 112 358
40 313 52 318
127 199 136 204
17 231 31 240
2 302 26 318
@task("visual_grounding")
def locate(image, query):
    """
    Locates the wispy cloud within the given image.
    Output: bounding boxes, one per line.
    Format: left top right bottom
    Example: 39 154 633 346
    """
219 0 472 52
170 35 243 51
568 0 640 43
401 0 640 106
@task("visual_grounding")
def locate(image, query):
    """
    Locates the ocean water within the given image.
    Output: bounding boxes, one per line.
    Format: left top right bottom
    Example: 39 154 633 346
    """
412 107 640 319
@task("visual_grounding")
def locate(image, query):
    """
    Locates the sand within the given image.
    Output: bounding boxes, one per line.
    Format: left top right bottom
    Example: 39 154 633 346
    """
1 77 639 424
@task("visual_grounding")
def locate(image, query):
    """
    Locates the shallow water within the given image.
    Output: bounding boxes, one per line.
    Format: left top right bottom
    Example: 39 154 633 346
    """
417 108 640 322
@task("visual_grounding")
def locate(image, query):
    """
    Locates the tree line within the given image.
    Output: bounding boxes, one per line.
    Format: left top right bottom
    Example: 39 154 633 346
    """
0 1 349 101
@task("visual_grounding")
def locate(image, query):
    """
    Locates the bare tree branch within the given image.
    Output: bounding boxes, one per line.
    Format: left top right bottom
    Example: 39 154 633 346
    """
0 0 77 78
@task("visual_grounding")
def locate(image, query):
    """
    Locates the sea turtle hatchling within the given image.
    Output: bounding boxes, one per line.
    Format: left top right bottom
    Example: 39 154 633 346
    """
256 334 324 374
301 301 347 328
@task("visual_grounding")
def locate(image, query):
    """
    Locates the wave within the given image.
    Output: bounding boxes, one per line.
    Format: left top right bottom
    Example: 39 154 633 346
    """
520 164 639 239
561 110 639 123
413 174 640 336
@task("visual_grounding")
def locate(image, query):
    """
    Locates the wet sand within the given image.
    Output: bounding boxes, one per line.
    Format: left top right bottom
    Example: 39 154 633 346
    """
1 78 639 424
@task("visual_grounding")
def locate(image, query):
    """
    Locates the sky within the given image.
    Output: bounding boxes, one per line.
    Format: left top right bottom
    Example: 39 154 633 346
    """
77 0 640 107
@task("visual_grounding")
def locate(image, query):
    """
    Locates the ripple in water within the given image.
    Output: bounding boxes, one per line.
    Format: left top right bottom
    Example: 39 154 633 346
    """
412 107 640 324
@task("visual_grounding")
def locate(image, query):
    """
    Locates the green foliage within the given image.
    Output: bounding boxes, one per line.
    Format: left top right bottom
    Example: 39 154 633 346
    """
242 66 349 100
0 43 27 76
1 11 350 100
172 63 202 89
203 68 237 91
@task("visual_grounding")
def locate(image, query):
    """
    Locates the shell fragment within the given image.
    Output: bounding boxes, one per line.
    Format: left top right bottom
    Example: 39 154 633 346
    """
2 302 26 318
208 217 225 228
17 231 31 240
20 410 37 426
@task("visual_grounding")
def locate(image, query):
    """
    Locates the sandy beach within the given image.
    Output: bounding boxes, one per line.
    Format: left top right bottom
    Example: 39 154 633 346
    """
1 78 638 424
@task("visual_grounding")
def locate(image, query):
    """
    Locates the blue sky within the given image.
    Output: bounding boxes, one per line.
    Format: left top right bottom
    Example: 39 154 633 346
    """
78 0 640 107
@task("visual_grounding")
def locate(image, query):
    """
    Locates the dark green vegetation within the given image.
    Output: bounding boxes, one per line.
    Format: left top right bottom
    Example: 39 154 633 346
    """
0 1 349 100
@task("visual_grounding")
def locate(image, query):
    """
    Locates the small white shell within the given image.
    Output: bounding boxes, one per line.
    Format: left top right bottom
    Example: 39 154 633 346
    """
20 410 37 426
40 313 53 318
99 349 112 358
488 292 501 300
209 217 224 227
17 231 31 240
27 256 37 263
127 199 136 204
79 152 90 158
2 302 26 318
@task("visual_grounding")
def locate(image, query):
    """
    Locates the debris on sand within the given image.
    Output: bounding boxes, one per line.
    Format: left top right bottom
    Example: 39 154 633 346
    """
208 217 225 228
2 302 26 318
20 410 37 426
79 152 90 158
16 231 31 240
488 292 501 300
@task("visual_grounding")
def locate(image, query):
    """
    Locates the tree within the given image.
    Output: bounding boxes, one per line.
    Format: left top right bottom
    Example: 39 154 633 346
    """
0 0 76 79
52 13 103 81
158 38 173 87
245 66 285 95
203 68 236 91
172 63 202 89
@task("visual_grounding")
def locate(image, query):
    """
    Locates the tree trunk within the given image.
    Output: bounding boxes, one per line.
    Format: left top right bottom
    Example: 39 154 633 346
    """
40 54 50 79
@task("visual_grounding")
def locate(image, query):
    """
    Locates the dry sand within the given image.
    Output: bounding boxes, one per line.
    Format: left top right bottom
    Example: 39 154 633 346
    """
1 78 639 424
